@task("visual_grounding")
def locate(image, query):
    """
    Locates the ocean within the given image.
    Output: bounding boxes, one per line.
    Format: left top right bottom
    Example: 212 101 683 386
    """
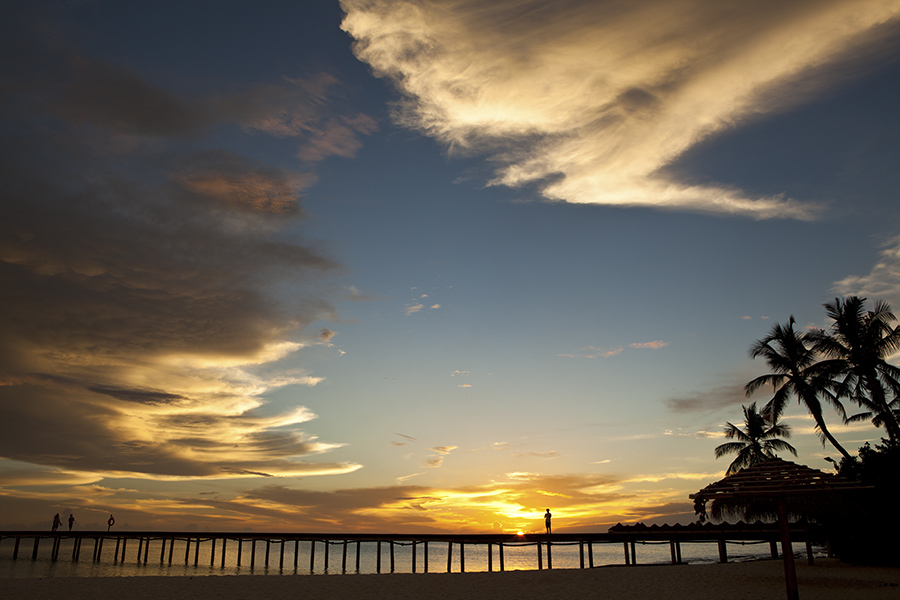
0 534 813 578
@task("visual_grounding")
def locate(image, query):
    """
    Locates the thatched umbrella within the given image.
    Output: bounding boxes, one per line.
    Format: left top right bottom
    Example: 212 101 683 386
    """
690 457 871 600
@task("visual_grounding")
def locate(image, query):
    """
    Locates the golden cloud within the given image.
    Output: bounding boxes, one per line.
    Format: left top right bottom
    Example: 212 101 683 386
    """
342 0 900 218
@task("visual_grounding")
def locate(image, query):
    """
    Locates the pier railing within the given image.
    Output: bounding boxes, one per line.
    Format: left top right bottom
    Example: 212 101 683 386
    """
0 527 816 574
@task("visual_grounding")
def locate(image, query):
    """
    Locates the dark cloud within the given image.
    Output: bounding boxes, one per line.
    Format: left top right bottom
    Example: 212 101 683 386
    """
665 383 748 414
54 56 215 136
86 385 185 405
0 9 364 483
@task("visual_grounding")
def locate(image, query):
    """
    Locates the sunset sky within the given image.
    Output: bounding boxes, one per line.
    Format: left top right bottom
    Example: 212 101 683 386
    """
2 0 900 534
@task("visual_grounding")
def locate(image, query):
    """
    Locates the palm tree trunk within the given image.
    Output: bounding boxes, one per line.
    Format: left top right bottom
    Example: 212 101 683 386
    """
803 391 853 460
816 417 853 460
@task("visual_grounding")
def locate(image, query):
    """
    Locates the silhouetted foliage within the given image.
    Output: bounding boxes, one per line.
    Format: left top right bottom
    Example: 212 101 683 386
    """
714 403 796 475
809 297 900 443
746 316 851 459
826 439 900 565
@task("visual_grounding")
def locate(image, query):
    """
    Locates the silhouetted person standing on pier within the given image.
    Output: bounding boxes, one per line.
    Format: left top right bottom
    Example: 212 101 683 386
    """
68 513 74 531
52 513 61 531
545 509 552 534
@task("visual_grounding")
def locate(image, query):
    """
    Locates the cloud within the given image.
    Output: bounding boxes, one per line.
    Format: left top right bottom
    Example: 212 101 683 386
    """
424 445 458 468
561 340 668 358
559 346 623 359
342 0 900 218
0 465 701 532
0 14 366 483
404 303 424 315
628 341 669 350
665 383 748 414
832 234 900 307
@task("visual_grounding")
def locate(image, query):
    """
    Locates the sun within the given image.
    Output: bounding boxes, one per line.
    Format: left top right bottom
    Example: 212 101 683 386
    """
516 531 524 536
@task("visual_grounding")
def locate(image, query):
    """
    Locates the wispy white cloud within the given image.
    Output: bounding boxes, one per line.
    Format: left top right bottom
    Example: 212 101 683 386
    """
561 340 669 358
404 303 425 315
342 0 900 218
559 346 623 359
629 341 669 350
832 234 900 308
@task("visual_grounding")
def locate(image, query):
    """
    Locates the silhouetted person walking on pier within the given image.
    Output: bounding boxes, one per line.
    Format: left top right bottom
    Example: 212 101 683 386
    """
545 509 552 534
52 513 61 531
68 514 74 531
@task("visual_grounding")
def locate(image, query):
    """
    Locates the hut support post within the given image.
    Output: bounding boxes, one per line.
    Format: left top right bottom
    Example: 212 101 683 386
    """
718 539 728 563
499 542 505 571
488 542 493 572
777 499 800 600
537 541 543 570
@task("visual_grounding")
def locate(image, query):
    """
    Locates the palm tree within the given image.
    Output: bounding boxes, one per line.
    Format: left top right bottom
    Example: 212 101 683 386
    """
808 297 900 443
745 317 852 460
714 402 797 475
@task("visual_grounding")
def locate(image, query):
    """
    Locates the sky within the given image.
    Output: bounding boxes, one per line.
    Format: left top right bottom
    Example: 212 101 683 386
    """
1 0 900 534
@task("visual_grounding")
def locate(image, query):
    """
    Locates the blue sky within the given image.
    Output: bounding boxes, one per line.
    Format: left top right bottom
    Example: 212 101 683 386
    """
1 0 900 533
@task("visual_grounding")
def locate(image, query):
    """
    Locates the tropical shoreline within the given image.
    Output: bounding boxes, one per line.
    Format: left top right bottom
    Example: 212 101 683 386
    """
2 558 898 600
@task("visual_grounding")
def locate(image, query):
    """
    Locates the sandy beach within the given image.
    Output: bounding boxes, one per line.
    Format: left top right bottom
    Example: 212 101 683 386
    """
2 558 898 600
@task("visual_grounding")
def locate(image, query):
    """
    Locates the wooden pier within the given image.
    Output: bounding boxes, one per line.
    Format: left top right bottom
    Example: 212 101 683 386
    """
0 524 816 574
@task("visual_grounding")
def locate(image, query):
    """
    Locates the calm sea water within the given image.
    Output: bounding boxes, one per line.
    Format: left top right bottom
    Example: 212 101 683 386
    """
0 535 812 578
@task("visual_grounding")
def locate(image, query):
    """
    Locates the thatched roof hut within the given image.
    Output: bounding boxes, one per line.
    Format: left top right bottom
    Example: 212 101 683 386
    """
691 457 870 522
690 457 872 600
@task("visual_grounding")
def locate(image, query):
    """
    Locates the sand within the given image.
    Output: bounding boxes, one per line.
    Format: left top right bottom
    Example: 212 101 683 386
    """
2 558 898 600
